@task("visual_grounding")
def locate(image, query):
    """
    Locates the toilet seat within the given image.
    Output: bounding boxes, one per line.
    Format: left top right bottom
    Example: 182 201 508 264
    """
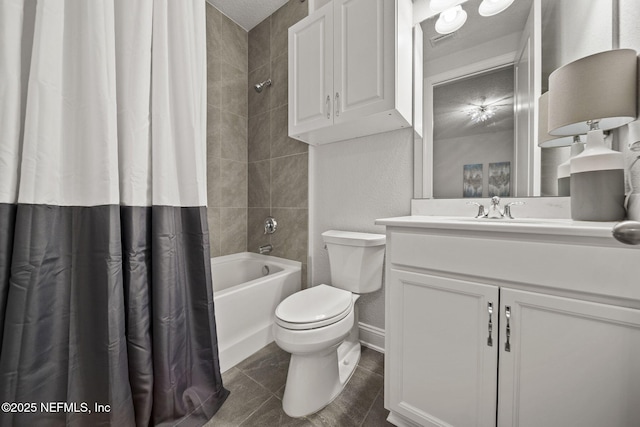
275 284 353 330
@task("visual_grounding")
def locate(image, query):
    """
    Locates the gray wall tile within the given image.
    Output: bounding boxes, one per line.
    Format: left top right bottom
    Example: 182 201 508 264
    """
248 111 271 162
207 104 222 158
271 154 308 208
205 5 222 58
270 54 288 110
221 63 248 118
247 208 271 253
207 207 221 258
249 17 271 73
220 14 248 72
271 0 307 59
271 208 308 264
207 156 221 208
248 161 271 208
249 64 272 118
221 112 248 161
270 104 307 158
220 208 248 256
220 159 248 208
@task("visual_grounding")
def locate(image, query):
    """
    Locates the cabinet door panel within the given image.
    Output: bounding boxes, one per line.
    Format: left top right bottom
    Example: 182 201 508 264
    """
333 0 393 123
498 289 640 427
387 270 498 427
288 2 333 135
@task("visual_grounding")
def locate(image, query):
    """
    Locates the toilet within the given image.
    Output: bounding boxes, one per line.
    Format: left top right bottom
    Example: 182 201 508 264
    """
273 230 386 417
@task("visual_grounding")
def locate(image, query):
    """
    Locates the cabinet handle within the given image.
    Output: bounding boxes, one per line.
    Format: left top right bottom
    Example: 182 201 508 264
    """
326 95 331 119
335 92 340 117
487 302 493 347
505 306 511 352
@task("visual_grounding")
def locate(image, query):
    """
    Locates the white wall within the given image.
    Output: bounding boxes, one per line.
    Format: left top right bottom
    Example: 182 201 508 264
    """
309 128 414 330
434 130 514 198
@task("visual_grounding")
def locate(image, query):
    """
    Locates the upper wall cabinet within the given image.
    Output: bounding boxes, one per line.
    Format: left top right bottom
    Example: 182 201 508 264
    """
288 0 412 145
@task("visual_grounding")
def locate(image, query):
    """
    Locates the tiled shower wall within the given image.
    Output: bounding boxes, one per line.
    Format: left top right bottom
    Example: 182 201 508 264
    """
206 4 248 256
205 0 309 279
247 0 309 286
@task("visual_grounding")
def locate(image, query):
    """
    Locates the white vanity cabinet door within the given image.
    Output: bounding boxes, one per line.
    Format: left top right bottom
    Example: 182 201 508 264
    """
333 0 393 124
387 269 499 427
288 2 333 136
498 289 640 427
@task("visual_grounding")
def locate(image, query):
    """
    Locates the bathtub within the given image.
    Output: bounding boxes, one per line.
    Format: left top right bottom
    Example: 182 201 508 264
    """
211 252 301 372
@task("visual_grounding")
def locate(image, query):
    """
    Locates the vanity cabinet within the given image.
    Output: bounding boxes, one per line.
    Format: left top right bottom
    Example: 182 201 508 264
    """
379 220 640 427
288 0 412 145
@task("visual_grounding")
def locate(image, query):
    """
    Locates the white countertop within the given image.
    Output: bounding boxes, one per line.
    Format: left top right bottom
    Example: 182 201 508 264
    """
375 215 621 239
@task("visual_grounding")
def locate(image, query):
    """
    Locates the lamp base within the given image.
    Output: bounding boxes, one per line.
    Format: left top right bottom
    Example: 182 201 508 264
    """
628 193 640 221
558 176 570 197
570 169 625 221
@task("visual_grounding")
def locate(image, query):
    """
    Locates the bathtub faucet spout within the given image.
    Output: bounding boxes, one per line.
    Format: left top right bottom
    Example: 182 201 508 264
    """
259 244 273 255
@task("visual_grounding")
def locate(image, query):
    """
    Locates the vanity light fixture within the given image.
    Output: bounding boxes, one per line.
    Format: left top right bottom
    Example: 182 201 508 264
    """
478 0 515 17
548 49 638 221
435 5 467 35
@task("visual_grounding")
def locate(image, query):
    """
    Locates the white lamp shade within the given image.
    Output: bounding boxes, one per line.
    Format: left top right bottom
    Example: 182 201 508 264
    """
435 6 467 35
538 92 584 147
478 0 515 17
430 0 464 13
548 49 638 136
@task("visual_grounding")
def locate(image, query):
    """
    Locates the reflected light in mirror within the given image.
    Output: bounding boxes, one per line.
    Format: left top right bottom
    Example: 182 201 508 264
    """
478 0 516 17
435 5 468 34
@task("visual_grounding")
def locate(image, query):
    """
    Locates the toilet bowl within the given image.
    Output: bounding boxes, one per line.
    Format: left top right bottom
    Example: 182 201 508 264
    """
273 230 386 418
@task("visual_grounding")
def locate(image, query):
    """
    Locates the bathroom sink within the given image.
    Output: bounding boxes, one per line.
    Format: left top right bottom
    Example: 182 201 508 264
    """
424 216 571 225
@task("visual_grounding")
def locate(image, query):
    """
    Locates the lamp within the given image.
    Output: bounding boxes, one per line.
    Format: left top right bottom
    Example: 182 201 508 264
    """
478 0 515 17
435 5 467 35
548 49 638 221
537 92 585 196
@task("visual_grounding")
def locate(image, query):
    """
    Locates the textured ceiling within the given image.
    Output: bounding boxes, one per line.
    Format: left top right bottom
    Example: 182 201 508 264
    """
206 0 290 31
433 66 514 141
421 0 533 61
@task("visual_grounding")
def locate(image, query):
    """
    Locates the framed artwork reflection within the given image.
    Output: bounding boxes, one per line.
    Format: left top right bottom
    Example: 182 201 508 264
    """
463 164 483 198
488 161 510 197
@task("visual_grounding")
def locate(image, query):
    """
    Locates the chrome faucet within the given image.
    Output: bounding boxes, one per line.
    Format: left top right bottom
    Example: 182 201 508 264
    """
467 197 525 219
264 217 277 234
486 196 504 218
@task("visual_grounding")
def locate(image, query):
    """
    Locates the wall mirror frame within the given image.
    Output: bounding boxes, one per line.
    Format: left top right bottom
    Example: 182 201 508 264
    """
413 0 619 200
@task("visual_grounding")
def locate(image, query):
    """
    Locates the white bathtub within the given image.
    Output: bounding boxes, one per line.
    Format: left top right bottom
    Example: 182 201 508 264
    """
211 252 301 372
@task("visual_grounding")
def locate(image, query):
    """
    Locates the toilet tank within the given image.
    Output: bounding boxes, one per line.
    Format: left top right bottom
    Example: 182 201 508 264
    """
321 230 386 294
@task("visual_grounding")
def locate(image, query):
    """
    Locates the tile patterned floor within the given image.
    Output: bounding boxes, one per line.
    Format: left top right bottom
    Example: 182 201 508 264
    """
205 343 393 427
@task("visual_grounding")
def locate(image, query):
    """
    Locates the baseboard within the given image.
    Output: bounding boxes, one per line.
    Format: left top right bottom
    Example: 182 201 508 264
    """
358 322 385 353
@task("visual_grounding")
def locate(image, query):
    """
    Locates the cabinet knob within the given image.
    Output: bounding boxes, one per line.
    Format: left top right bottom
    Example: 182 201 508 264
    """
505 306 511 352
487 302 494 347
326 95 331 119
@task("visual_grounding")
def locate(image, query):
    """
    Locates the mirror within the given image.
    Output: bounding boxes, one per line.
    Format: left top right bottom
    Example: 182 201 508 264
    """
415 0 616 199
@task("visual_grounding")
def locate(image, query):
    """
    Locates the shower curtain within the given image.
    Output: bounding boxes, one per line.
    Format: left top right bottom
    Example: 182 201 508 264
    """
0 0 229 425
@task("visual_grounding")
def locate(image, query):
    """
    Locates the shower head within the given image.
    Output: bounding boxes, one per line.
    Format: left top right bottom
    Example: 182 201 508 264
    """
254 79 272 93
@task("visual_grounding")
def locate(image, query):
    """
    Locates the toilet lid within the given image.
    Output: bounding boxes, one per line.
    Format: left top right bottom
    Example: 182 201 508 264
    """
275 284 353 329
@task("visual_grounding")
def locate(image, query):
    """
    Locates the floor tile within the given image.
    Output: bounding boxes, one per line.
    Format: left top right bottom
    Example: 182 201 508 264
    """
205 368 271 427
361 389 393 427
307 367 384 427
240 396 315 427
236 342 290 394
358 347 384 376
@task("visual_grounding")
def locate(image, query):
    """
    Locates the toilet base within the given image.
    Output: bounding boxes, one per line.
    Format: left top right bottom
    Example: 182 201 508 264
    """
282 338 361 418
281 301 362 418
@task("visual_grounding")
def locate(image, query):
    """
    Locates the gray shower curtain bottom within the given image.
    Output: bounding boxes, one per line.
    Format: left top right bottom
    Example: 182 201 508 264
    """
0 204 228 426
